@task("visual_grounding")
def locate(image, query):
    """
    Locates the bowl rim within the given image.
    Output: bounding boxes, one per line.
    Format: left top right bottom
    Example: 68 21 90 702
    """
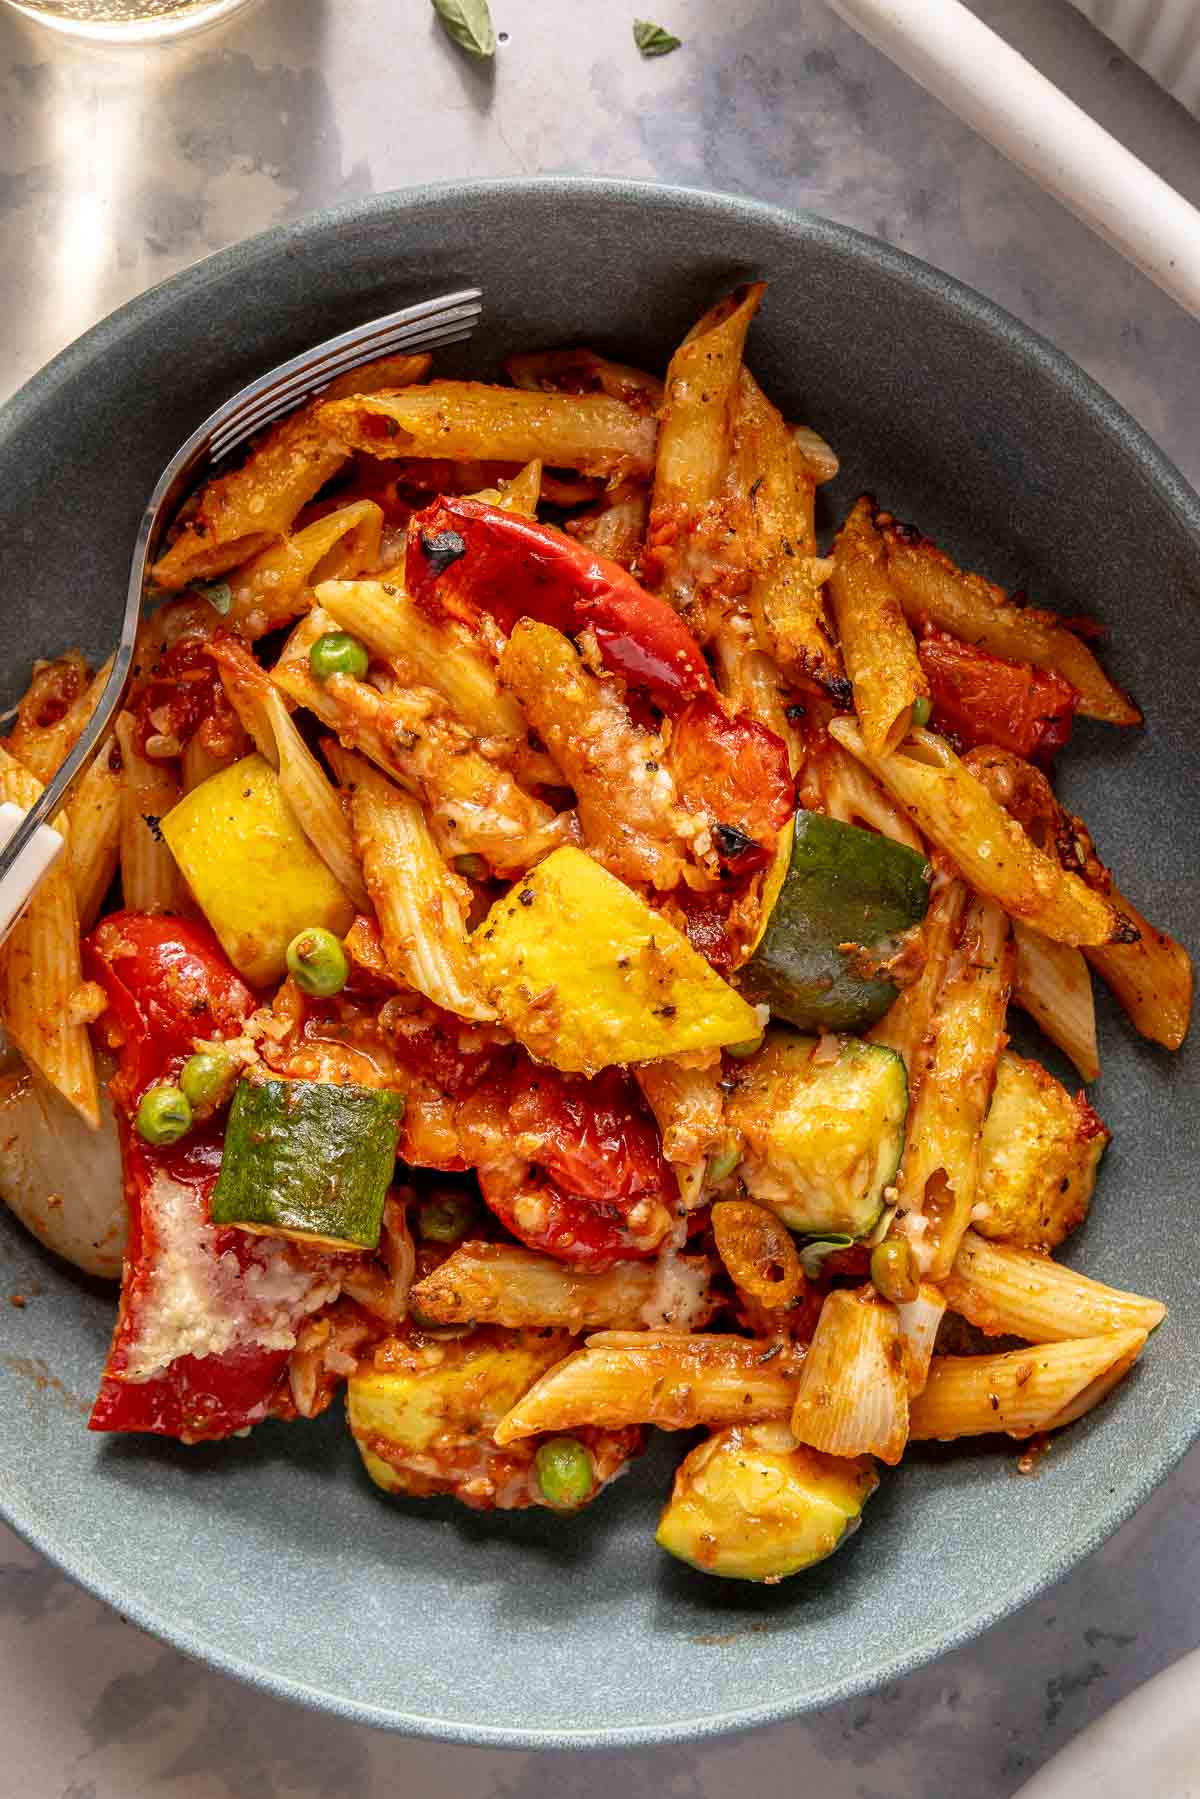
1 174 1198 1750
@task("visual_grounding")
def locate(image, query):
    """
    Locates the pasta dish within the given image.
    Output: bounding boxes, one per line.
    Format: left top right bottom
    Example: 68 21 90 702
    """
0 284 1189 1582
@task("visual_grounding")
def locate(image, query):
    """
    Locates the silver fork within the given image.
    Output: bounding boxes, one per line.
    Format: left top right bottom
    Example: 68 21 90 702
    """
0 286 482 943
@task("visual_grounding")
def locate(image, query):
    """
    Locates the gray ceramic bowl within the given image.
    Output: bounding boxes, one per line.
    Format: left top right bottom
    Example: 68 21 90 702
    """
0 179 1196 1748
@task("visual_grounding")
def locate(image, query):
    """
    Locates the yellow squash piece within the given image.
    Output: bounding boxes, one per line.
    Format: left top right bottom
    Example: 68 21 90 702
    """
161 753 354 988
973 1051 1109 1252
656 1421 878 1582
347 1327 572 1501
473 846 761 1075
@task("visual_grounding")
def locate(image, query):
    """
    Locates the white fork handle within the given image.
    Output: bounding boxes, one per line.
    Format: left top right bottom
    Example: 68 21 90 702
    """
0 801 65 948
827 0 1200 321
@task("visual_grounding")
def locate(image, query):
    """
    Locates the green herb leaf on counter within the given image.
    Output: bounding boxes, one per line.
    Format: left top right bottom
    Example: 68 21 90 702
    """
432 0 497 59
634 19 682 57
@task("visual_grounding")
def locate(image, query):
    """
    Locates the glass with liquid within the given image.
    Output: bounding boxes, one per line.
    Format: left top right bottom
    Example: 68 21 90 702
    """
0 0 257 42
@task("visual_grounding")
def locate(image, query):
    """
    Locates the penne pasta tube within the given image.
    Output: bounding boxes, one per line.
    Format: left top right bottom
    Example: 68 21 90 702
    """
409 1240 716 1331
710 623 805 775
314 578 532 748
152 354 430 590
829 497 928 755
829 720 1134 947
1086 888 1193 1053
68 742 122 934
870 872 968 1082
0 746 99 1128
790 1287 909 1464
1013 923 1099 1083
331 746 493 1021
733 370 846 698
899 893 1012 1280
897 1283 947 1396
944 1230 1166 1343
818 740 924 851
505 347 665 411
878 515 1141 727
908 1330 1148 1440
273 609 569 873
634 1057 726 1168
262 689 369 912
113 713 185 914
493 1331 803 1445
564 480 648 570
653 284 763 510
320 382 656 478
9 651 113 784
181 732 233 793
223 500 383 640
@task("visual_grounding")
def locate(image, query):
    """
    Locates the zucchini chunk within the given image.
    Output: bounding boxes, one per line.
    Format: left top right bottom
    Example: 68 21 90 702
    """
211 1077 404 1251
738 810 930 1031
347 1328 637 1509
725 1029 907 1237
974 1052 1109 1252
656 1421 878 1582
161 753 355 988
472 845 761 1075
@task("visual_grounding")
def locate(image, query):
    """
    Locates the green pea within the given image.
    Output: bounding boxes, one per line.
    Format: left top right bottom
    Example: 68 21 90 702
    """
705 1142 741 1187
417 1191 477 1244
179 1049 233 1109
725 1029 765 1060
870 1236 919 1306
135 1084 193 1146
286 926 350 997
535 1436 594 1511
452 854 489 881
309 631 369 682
911 695 932 728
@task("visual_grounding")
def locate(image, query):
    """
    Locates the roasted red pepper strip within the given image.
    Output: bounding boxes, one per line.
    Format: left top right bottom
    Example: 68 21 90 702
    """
667 696 795 875
85 914 333 1443
407 496 713 711
460 1061 675 1269
918 628 1077 762
85 911 255 1110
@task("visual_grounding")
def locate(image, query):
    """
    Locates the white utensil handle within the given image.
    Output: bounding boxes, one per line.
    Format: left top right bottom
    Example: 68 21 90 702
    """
828 0 1200 320
0 800 65 947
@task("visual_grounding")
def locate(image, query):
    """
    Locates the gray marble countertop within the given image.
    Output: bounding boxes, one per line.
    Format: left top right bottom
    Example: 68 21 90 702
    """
1 1 1198 1793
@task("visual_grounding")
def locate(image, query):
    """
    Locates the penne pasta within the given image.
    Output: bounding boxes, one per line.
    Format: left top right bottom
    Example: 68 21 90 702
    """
653 284 763 512
790 1288 909 1465
944 1230 1167 1344
634 1056 726 1169
273 609 570 873
314 578 533 751
829 497 928 756
898 894 1013 1280
113 713 185 914
152 354 430 590
494 1331 803 1445
1086 888 1193 1053
262 689 370 912
877 515 1141 727
320 381 656 478
499 617 699 890
68 742 122 934
409 1240 716 1331
870 871 968 1082
0 747 99 1129
505 347 665 411
909 1330 1148 1440
331 746 493 1021
1013 923 1100 1083
897 1283 947 1396
817 740 924 851
8 651 113 784
223 501 384 640
829 720 1134 947
733 370 845 697
181 732 233 793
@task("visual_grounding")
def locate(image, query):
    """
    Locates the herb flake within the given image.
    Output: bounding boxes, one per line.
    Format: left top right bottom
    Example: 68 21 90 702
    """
432 0 497 59
195 579 233 615
634 18 681 57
